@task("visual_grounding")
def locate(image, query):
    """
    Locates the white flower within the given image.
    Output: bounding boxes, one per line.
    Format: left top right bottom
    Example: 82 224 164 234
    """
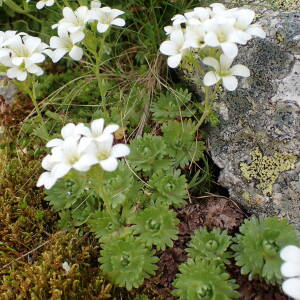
204 18 241 58
90 6 125 33
164 24 181 36
52 6 91 41
44 27 83 63
36 0 54 10
82 118 119 140
159 29 189 68
46 122 89 148
88 134 130 172
49 136 96 179
203 54 250 91
232 8 266 44
185 24 206 49
0 31 19 57
9 35 47 67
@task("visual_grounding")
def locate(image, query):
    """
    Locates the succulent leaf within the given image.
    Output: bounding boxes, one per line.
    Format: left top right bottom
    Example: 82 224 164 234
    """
233 216 299 284
128 134 173 175
150 88 194 122
162 120 205 168
172 259 240 300
187 227 232 266
132 205 179 250
99 236 158 290
149 169 187 208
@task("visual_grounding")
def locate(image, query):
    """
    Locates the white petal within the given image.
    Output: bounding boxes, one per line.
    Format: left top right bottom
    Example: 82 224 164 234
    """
280 245 300 262
111 144 130 158
222 75 238 91
282 278 300 299
221 42 238 58
247 25 266 38
91 119 104 137
97 134 114 152
11 57 23 66
37 171 57 189
204 32 219 47
61 123 76 139
103 124 119 135
110 8 125 19
111 18 125 27
41 154 56 170
26 64 43 76
46 138 63 148
236 9 255 28
46 0 54 6
203 71 220 86
50 36 65 49
160 40 178 56
100 157 118 172
52 48 68 63
36 1 45 9
73 154 97 171
220 54 233 69
63 7 76 22
24 36 41 52
16 70 28 81
230 64 250 77
203 57 220 70
69 45 83 61
51 163 71 179
281 262 300 277
70 31 85 43
97 23 109 33
167 54 182 68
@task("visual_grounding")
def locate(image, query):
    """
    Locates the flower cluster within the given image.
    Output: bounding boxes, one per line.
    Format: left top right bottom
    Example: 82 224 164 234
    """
0 31 48 81
37 119 130 189
160 3 265 91
280 245 300 300
46 1 125 63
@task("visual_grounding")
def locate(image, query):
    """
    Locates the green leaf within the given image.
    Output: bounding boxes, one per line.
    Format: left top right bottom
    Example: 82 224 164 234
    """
233 216 299 284
128 134 173 175
131 205 179 250
187 227 232 267
162 120 205 168
99 236 158 290
172 259 240 300
151 88 194 122
149 169 187 208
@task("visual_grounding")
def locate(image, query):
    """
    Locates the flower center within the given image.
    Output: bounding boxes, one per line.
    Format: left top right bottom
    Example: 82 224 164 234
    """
68 155 79 165
13 45 30 58
217 31 227 43
101 13 112 25
97 150 110 161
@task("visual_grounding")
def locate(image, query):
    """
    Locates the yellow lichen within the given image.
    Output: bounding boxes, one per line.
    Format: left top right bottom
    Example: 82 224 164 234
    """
240 148 298 196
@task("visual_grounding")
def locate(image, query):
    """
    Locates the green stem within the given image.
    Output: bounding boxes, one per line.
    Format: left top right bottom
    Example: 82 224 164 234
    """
195 86 210 131
93 167 118 224
21 77 49 138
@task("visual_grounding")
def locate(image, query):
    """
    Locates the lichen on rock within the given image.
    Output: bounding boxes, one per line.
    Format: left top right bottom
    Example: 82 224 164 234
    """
240 148 297 195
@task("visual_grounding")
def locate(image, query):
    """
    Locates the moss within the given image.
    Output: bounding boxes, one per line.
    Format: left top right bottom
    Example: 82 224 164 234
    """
0 230 127 300
240 148 298 196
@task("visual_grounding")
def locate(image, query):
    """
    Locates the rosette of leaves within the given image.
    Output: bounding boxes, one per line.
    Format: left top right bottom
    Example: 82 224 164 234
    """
103 162 141 209
172 259 240 300
150 88 194 122
132 205 179 250
99 236 158 290
44 173 87 211
128 134 173 174
149 169 187 208
88 210 124 241
233 216 299 284
187 227 232 266
162 120 205 168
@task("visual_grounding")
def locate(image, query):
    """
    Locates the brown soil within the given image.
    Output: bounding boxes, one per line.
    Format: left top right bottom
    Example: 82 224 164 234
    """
137 197 288 300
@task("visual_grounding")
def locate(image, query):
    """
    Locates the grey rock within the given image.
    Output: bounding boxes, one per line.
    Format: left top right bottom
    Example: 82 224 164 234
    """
0 76 18 105
193 9 300 229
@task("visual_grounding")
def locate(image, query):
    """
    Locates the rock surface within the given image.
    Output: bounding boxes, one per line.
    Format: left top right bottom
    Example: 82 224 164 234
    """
198 8 300 229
